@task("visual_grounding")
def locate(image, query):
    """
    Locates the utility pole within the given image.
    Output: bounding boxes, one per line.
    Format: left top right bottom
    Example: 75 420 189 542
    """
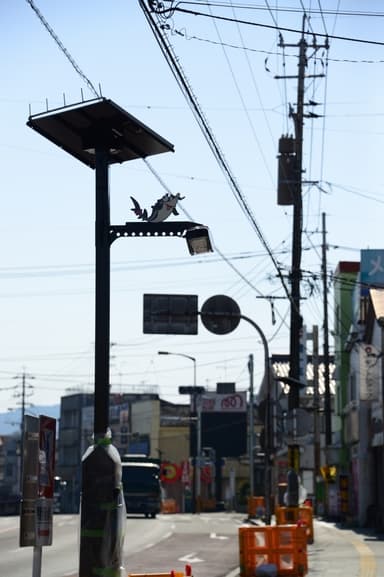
322 212 332 446
276 17 329 410
13 370 35 492
287 22 305 412
312 325 320 514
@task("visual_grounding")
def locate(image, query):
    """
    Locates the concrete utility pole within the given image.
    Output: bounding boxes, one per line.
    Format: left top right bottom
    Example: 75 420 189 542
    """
312 325 320 514
13 371 35 492
287 25 305 412
322 213 332 445
277 17 329 411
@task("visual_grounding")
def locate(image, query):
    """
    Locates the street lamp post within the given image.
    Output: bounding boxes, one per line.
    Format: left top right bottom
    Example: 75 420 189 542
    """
158 351 201 512
27 97 212 576
241 316 273 526
200 296 273 524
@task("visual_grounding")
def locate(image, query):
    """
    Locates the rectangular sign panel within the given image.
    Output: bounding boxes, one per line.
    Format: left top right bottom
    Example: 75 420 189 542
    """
143 293 198 334
360 249 384 295
20 415 39 547
39 415 56 499
201 412 247 457
198 392 247 413
20 415 56 548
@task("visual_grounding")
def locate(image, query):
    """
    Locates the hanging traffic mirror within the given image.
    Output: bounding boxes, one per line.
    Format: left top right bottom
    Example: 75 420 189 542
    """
200 295 241 335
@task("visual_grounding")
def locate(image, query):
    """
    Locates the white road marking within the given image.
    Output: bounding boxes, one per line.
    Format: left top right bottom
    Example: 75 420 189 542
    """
178 553 204 563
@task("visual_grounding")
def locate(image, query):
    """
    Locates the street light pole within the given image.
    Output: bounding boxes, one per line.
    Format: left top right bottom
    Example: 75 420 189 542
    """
199 298 273 525
248 354 255 498
27 98 180 577
158 351 201 512
27 98 214 577
94 145 111 437
240 316 272 526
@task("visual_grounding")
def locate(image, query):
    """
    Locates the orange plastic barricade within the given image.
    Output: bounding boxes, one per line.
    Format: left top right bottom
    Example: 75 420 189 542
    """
273 525 307 576
161 499 178 514
129 567 189 577
129 573 184 577
275 506 314 544
239 526 275 574
128 571 184 577
239 525 308 577
247 496 266 518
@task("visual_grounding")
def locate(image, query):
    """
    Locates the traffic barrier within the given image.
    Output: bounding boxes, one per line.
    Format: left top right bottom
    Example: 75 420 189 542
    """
247 496 266 518
197 497 216 512
239 525 308 577
129 574 180 577
273 525 307 576
239 525 275 571
275 506 314 544
129 573 184 577
129 564 192 577
160 499 178 514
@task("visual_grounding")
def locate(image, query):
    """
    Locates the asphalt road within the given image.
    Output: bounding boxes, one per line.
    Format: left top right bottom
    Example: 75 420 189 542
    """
0 512 245 577
123 512 245 577
1 513 384 577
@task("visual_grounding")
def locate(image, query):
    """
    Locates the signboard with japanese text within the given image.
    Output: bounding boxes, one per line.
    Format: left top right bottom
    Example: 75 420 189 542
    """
20 414 56 548
198 391 247 413
339 474 349 515
360 249 384 295
39 415 56 499
180 460 191 485
371 401 383 447
143 293 198 334
197 391 247 457
19 415 39 547
360 344 380 401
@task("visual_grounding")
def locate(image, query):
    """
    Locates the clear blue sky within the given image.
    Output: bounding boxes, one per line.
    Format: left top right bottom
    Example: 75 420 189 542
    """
1 1 384 414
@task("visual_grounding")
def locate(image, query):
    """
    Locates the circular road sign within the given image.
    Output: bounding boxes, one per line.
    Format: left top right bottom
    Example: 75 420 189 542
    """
200 295 241 335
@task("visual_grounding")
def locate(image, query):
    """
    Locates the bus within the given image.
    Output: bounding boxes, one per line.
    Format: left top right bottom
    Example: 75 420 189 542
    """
121 455 162 518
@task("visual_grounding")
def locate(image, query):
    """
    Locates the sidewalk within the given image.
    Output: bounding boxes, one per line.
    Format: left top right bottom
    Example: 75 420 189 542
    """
308 518 382 577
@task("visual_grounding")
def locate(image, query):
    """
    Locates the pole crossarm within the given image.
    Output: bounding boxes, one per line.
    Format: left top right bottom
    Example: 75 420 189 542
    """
109 221 204 245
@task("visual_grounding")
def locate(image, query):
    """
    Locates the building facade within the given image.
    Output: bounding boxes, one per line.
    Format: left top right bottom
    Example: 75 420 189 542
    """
333 252 384 528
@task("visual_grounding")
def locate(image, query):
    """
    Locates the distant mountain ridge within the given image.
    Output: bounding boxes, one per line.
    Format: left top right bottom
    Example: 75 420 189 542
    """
0 405 60 435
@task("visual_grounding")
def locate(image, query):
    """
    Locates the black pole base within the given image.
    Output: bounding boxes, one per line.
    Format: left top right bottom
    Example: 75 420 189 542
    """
79 442 125 577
